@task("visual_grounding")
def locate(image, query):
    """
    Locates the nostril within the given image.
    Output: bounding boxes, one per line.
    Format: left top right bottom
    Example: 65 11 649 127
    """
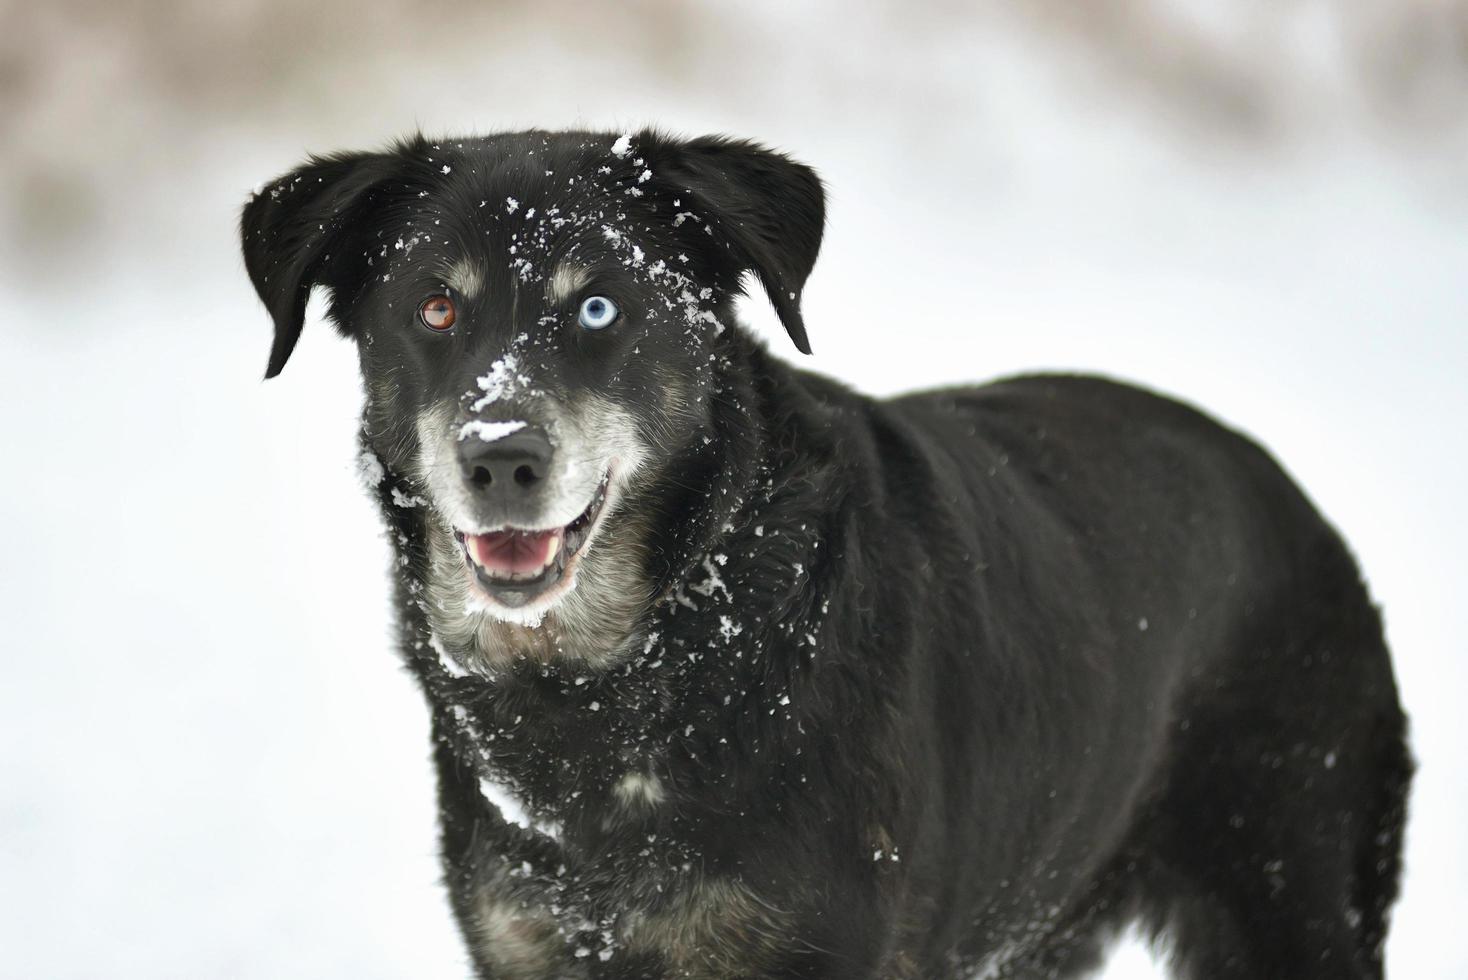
457 425 554 495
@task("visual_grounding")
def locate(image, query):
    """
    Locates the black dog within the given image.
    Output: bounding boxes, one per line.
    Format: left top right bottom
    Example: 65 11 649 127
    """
242 130 1411 979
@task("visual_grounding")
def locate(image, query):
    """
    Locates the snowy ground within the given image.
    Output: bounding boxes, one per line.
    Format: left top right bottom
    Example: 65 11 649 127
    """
2 3 1464 977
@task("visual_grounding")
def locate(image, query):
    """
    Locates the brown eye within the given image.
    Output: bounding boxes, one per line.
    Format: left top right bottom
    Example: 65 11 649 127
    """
419 295 456 331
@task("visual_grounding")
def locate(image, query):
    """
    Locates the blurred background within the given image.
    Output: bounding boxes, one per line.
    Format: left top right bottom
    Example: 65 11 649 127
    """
2 1 1464 976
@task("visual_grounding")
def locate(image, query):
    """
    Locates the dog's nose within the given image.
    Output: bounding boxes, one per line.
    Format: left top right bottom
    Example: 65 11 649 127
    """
458 426 554 495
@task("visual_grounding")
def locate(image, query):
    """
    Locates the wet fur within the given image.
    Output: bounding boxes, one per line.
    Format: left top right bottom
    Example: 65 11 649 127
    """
243 129 1412 978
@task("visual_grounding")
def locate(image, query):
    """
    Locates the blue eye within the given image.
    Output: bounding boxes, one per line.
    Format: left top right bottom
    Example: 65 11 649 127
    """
577 295 619 330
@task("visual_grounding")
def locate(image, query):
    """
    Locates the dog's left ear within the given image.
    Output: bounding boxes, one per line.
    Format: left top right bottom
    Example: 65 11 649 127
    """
647 134 826 354
240 150 400 378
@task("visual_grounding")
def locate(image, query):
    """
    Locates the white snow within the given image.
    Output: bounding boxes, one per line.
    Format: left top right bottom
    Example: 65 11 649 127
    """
428 632 470 678
390 486 426 508
457 419 527 443
470 354 528 411
687 555 732 601
476 775 561 842
355 446 385 488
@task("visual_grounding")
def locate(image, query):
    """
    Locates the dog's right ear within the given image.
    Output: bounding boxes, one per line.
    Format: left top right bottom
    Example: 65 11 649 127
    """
240 151 398 378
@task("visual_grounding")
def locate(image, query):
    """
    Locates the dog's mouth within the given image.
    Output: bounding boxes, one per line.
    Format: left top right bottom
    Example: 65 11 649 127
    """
453 470 613 608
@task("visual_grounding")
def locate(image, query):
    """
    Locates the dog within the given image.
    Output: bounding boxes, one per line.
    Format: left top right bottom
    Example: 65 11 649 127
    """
241 130 1411 979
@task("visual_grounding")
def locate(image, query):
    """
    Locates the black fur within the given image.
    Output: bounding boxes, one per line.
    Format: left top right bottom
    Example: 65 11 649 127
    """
243 129 1411 979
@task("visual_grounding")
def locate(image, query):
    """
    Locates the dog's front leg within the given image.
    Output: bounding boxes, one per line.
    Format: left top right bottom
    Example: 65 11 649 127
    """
429 716 606 979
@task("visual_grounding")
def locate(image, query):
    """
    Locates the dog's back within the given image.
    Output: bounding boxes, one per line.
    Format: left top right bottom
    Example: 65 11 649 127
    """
853 373 1412 976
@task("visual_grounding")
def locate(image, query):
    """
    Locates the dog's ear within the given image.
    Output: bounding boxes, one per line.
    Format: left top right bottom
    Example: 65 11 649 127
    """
648 134 825 355
241 151 399 378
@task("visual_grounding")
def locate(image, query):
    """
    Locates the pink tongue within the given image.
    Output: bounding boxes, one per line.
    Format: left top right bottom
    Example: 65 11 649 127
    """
467 530 559 575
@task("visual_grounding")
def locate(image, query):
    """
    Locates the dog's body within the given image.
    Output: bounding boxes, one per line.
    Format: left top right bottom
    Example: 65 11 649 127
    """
243 130 1410 978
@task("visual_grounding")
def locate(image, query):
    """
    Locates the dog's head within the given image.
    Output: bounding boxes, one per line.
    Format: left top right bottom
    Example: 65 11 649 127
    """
241 130 824 669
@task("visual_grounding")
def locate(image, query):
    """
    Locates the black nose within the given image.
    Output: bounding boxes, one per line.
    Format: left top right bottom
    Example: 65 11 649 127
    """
458 425 554 495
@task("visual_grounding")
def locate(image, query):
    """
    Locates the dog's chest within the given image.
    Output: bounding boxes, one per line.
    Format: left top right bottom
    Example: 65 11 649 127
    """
465 870 790 980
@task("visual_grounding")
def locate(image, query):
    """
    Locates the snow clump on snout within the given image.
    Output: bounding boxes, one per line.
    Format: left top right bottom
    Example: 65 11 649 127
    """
458 420 528 443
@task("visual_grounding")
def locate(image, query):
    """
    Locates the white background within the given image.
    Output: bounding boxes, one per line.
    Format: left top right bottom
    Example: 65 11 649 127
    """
2 2 1464 976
